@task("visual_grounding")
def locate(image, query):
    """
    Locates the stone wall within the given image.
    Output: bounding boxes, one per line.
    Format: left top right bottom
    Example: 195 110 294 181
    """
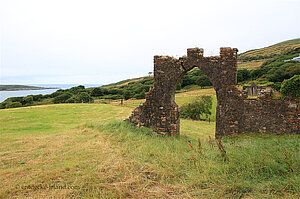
240 96 299 134
215 89 299 136
126 47 299 137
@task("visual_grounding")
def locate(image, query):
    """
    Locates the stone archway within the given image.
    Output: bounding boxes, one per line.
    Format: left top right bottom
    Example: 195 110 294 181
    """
126 47 299 137
127 47 240 137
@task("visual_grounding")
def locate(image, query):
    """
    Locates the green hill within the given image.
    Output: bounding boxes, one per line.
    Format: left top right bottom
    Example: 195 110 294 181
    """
101 76 150 88
238 38 300 62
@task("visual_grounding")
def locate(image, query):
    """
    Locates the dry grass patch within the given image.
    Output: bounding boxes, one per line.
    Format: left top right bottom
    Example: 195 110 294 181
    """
238 60 266 70
176 88 216 98
1 102 299 198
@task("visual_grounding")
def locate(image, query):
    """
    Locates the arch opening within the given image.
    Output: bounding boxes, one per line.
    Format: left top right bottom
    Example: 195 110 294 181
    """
174 67 216 120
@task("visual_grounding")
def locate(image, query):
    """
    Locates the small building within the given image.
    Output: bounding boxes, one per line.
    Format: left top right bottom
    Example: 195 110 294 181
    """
284 54 300 62
244 82 267 96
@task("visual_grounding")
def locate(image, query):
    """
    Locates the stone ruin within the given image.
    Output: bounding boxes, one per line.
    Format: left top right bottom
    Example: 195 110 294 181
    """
127 48 299 137
244 82 268 96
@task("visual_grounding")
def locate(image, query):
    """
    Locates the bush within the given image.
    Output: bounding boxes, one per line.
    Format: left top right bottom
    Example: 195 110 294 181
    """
267 69 289 83
100 94 123 100
176 80 182 90
250 69 264 79
123 90 132 100
5 97 23 103
77 92 93 103
237 69 251 82
65 97 77 103
53 92 73 104
107 88 122 95
0 102 7 109
5 102 22 108
280 75 300 98
50 90 65 98
269 82 282 91
181 74 196 87
140 78 153 85
91 87 103 97
180 96 212 120
32 94 43 101
133 91 145 99
22 96 34 105
43 94 52 99
196 75 212 88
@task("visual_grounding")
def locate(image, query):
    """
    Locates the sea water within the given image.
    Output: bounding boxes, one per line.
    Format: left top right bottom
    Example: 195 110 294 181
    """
0 84 101 103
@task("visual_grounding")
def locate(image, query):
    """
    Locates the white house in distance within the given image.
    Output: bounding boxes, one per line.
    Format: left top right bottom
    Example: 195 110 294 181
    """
284 55 300 62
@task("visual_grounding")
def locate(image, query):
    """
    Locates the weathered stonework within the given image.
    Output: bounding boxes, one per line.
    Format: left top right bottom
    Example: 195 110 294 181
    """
244 82 267 96
127 48 299 137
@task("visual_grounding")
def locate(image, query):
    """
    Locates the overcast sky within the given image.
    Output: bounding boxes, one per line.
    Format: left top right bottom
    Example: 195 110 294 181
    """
0 0 299 85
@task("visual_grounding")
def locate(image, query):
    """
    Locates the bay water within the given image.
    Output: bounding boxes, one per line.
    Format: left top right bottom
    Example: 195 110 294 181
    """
0 84 101 103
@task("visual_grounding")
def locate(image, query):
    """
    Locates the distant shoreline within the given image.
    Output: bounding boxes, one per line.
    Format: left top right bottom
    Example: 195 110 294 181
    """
0 85 59 91
0 88 59 91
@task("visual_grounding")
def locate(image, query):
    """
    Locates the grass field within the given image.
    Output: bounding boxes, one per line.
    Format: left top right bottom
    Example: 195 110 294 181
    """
1 90 299 198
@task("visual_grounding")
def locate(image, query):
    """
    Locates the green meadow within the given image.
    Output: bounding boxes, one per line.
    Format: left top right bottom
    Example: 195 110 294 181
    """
0 89 299 198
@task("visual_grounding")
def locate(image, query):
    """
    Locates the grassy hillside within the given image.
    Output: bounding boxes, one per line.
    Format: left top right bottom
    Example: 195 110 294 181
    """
102 76 151 88
1 89 299 198
238 38 300 62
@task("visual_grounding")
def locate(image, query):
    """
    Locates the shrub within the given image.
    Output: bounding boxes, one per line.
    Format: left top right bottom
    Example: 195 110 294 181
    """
176 80 182 90
65 85 86 95
50 90 65 98
53 92 73 104
32 94 43 101
196 75 212 88
99 94 123 100
0 102 6 109
180 96 212 120
250 69 264 79
280 75 300 98
107 88 122 95
267 69 289 82
65 97 77 103
43 94 52 99
142 85 151 92
237 69 251 82
123 90 132 100
140 78 153 85
133 91 145 99
91 87 103 97
5 102 22 108
22 96 34 105
77 92 93 103
181 74 196 87
5 97 23 103
269 82 282 91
